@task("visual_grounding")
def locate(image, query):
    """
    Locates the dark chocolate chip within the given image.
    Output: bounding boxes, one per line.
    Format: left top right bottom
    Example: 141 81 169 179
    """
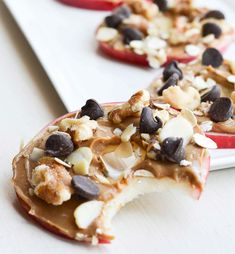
121 27 144 45
163 61 183 81
154 0 168 12
161 137 185 163
157 73 179 96
201 85 221 102
139 107 162 134
202 48 223 68
203 10 225 20
105 14 124 28
209 97 233 122
202 22 222 38
114 5 131 18
72 175 100 200
80 99 104 120
45 133 74 157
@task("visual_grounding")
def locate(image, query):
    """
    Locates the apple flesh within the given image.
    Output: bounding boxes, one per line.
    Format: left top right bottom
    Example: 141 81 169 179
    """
57 0 122 11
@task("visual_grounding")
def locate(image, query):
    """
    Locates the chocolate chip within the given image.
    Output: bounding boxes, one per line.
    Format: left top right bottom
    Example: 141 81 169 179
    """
139 107 162 134
157 73 179 96
201 85 221 102
154 0 168 12
121 27 144 45
202 22 222 38
203 10 225 20
80 99 104 120
72 175 100 200
45 133 74 157
202 48 223 68
161 137 185 163
209 97 233 122
105 14 124 28
114 5 131 18
163 61 183 81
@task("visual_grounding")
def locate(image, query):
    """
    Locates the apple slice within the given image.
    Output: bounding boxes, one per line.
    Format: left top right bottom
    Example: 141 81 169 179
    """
98 36 232 67
12 99 210 244
57 0 123 11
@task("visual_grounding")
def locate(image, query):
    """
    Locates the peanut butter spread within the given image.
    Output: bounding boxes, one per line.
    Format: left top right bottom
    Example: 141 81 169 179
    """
96 0 234 68
13 90 210 244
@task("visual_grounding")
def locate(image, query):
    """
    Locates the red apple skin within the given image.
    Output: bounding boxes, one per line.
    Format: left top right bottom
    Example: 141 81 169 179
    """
57 0 122 10
98 38 231 67
206 133 235 149
13 103 209 243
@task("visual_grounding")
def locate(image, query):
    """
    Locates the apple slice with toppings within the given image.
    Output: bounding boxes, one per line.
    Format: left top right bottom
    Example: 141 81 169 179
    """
12 91 211 244
96 1 234 68
149 48 235 148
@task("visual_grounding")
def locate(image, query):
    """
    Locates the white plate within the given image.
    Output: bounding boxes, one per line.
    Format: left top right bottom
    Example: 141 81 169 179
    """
4 0 235 171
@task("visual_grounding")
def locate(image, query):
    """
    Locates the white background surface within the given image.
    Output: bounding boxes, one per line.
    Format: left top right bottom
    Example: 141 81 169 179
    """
0 0 235 253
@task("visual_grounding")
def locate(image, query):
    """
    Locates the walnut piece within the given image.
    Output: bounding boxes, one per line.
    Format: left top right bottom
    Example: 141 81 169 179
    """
31 162 72 205
108 90 150 123
59 116 98 142
126 0 158 20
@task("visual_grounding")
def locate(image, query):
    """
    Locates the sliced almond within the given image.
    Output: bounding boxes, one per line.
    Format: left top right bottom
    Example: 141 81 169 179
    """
185 44 200 57
159 116 193 146
30 147 44 162
66 147 93 175
74 200 104 229
180 108 197 127
121 124 136 142
227 75 235 84
113 128 122 136
54 157 71 168
180 160 192 167
96 27 118 42
152 102 171 110
193 133 217 149
153 109 169 124
100 142 140 180
200 121 213 132
133 169 154 177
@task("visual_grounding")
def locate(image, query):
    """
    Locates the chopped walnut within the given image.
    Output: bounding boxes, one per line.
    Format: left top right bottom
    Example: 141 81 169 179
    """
126 0 158 20
59 116 98 142
108 90 150 124
31 161 72 205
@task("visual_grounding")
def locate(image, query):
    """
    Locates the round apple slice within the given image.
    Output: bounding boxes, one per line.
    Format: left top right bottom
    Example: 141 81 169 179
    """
98 34 232 67
96 1 234 68
57 0 123 11
12 95 210 244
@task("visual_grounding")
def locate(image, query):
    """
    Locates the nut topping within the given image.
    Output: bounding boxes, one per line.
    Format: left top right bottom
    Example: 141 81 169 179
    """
162 85 200 110
108 90 150 123
74 200 104 229
32 162 72 205
59 116 98 142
